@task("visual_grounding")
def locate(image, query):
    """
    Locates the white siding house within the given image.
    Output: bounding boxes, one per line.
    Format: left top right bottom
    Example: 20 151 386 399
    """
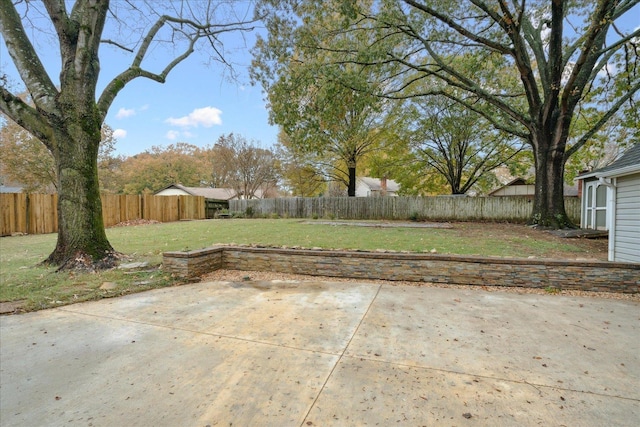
578 144 640 263
355 177 400 197
611 172 640 262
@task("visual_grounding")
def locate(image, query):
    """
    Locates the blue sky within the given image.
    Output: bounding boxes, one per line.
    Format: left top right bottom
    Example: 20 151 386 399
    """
99 42 278 156
1 2 638 158
0 3 278 157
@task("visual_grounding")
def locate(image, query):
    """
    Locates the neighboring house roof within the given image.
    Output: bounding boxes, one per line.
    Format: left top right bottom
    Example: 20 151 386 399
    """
488 177 578 197
155 184 237 200
578 144 640 179
0 186 23 193
357 177 400 192
503 178 528 186
488 178 534 196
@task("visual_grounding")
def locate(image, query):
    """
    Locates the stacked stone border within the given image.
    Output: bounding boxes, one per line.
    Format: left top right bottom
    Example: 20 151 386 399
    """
163 246 639 294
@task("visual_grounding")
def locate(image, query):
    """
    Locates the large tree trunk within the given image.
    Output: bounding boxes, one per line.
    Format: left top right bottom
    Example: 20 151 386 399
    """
44 106 116 270
347 163 356 197
530 137 574 229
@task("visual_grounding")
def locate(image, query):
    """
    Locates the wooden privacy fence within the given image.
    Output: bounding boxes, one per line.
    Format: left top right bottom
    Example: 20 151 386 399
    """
230 196 582 223
0 193 205 236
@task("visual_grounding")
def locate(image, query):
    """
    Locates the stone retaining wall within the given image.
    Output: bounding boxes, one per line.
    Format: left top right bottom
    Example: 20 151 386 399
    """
163 246 640 293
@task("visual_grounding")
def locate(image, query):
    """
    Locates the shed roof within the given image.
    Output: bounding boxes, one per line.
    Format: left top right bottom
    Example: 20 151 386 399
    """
155 184 237 200
578 144 640 179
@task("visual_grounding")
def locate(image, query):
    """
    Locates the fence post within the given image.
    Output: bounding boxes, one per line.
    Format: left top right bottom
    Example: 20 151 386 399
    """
26 193 32 235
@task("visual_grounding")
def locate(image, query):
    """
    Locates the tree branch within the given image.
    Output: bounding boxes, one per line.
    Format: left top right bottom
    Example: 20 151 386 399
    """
404 0 513 54
561 0 616 113
101 38 135 52
98 14 257 119
0 87 53 147
0 1 58 113
565 79 640 160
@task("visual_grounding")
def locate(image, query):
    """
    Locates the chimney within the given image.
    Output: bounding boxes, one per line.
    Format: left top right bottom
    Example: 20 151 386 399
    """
380 176 388 197
577 169 589 199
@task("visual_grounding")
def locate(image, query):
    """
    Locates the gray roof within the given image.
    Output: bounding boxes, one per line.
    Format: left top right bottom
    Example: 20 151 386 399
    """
0 186 23 193
155 184 237 200
578 143 640 179
181 186 237 200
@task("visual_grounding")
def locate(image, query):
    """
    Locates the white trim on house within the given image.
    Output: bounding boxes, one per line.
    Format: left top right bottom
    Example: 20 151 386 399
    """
578 144 640 263
581 180 609 230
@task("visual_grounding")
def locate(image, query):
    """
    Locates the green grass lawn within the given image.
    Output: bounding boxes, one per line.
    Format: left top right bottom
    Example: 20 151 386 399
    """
0 219 606 312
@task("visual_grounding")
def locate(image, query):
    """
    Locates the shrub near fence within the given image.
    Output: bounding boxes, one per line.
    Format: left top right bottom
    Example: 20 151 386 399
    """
230 196 582 224
0 193 205 236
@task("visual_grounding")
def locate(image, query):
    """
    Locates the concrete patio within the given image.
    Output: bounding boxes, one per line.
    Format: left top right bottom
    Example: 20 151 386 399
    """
1 279 638 426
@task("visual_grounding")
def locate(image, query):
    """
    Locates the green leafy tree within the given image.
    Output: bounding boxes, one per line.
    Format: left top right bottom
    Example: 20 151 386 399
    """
256 0 640 227
1 116 125 193
564 109 637 183
0 1 256 269
0 113 56 192
252 1 397 196
407 97 526 194
273 132 326 197
120 143 207 194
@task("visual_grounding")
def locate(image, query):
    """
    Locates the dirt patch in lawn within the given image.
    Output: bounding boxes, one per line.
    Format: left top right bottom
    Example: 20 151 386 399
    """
445 222 608 261
303 220 453 229
0 300 26 314
109 219 161 227
306 220 608 261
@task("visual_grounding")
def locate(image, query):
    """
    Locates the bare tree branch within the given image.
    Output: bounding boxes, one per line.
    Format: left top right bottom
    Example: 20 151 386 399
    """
0 1 57 114
97 14 258 119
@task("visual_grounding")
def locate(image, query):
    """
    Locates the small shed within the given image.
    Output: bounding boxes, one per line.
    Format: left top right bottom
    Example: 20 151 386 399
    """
577 144 640 263
488 178 534 197
155 184 235 218
155 183 237 200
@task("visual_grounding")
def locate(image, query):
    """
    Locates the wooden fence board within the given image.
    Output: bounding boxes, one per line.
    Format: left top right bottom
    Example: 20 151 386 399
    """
0 193 205 235
27 194 57 235
230 196 582 224
0 193 27 236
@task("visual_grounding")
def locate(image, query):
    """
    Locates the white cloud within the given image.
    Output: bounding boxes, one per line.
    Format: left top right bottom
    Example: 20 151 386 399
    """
113 128 127 139
166 106 222 128
166 130 180 140
116 107 136 119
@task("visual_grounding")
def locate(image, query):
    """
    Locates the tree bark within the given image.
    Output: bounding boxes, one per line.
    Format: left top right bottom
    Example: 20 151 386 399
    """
44 107 116 270
530 135 573 228
347 162 357 197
